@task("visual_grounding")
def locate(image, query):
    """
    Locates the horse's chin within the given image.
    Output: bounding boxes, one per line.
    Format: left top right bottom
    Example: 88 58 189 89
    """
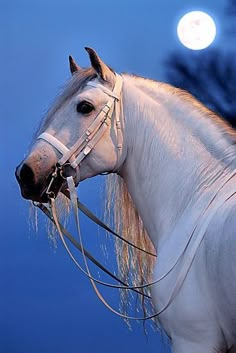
20 188 49 203
20 179 67 204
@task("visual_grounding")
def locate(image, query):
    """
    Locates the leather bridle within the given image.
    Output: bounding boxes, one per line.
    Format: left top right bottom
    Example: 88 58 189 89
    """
37 73 123 187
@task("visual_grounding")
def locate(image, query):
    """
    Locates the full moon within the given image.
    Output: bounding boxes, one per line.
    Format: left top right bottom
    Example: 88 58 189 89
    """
177 11 216 50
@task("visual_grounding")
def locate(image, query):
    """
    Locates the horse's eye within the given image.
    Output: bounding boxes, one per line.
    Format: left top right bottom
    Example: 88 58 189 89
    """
76 101 94 115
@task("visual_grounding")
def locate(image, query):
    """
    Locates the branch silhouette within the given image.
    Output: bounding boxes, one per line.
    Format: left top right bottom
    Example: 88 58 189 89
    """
165 49 236 127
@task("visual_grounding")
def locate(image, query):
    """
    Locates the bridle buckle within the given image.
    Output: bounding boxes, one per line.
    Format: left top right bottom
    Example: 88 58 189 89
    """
45 165 60 200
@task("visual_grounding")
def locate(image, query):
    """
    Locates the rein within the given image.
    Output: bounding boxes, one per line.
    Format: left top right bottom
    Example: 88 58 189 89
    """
35 202 149 298
34 72 236 320
35 170 236 320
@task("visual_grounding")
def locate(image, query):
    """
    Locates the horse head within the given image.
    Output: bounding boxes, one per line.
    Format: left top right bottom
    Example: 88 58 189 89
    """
15 48 125 202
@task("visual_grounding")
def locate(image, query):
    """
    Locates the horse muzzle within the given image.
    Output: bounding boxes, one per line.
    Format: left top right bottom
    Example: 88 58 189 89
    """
15 160 79 203
16 162 60 202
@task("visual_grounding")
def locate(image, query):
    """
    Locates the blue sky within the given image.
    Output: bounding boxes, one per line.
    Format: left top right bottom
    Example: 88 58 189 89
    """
1 0 229 352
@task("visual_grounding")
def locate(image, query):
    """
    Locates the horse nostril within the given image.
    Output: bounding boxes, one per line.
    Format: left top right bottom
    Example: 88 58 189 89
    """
17 163 36 186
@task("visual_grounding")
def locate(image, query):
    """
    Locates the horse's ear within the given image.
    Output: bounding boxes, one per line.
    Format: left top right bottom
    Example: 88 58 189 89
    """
69 55 81 75
85 47 114 83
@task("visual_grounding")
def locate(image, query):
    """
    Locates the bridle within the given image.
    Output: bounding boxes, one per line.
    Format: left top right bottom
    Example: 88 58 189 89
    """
37 73 123 191
33 72 236 321
37 72 156 257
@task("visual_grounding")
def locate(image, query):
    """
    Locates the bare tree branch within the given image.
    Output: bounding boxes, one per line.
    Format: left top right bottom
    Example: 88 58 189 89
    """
165 48 236 127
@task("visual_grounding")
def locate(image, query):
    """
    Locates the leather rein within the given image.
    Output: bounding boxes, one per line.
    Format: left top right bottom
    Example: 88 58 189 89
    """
33 73 236 320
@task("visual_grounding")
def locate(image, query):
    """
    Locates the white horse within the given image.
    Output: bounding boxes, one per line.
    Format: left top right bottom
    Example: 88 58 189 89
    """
16 48 236 353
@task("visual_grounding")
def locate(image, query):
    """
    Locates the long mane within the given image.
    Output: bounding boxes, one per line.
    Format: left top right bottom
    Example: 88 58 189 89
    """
104 74 236 320
105 174 156 319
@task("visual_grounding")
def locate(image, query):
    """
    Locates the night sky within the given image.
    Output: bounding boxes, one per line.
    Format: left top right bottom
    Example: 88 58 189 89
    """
1 0 229 352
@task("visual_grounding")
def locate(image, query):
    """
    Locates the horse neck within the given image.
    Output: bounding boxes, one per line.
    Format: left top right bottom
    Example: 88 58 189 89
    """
119 75 236 249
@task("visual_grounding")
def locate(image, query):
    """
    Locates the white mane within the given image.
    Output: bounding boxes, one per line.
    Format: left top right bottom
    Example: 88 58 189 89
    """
106 73 236 322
